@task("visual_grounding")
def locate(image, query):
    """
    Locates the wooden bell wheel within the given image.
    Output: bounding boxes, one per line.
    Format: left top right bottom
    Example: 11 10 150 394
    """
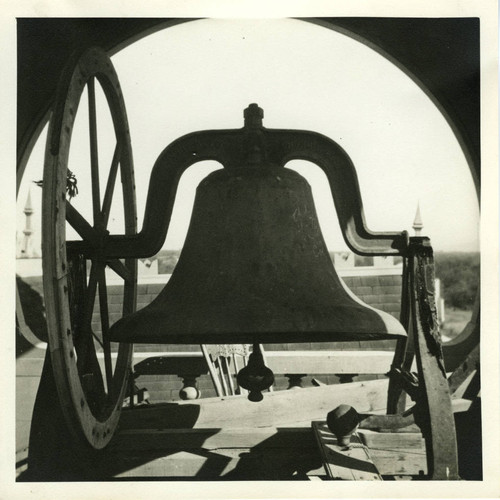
42 47 137 449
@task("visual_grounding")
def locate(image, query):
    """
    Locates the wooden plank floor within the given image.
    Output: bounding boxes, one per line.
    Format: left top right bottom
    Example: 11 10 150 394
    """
76 381 391 480
312 421 427 479
74 382 424 481
95 427 325 480
18 378 433 481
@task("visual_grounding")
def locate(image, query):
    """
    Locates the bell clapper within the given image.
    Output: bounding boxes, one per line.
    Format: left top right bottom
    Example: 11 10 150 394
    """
236 343 275 402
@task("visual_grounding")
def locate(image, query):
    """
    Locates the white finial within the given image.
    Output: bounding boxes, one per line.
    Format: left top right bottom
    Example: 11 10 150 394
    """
20 188 35 258
412 202 423 236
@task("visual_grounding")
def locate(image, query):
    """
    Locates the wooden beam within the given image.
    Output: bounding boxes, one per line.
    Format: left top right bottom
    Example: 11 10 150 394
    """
359 413 418 432
410 238 459 480
129 350 394 376
265 351 394 375
119 379 390 430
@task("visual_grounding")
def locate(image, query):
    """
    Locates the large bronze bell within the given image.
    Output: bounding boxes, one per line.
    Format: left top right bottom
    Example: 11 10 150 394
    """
108 104 406 345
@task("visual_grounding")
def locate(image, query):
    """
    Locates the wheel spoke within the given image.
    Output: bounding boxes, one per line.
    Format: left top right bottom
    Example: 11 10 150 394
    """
66 204 135 285
101 141 122 229
72 259 105 409
82 262 104 349
67 203 133 276
66 203 99 246
107 258 133 282
97 267 114 393
88 77 101 226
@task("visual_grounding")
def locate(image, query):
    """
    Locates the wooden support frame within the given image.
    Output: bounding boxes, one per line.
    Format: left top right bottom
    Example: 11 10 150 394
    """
409 238 459 479
384 237 460 479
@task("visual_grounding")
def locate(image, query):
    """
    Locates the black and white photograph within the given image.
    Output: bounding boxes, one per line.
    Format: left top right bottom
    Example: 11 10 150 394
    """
3 1 499 498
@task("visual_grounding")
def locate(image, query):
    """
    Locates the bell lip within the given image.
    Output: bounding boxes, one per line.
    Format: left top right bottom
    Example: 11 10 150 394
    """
109 327 406 345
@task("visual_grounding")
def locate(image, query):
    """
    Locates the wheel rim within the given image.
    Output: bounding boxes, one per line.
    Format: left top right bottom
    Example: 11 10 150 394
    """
42 47 137 449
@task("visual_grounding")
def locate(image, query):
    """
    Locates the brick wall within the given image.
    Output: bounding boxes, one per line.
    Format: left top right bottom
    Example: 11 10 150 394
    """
342 274 401 318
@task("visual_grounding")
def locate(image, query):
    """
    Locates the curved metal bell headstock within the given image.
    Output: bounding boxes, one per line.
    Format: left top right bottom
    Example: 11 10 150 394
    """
104 104 408 259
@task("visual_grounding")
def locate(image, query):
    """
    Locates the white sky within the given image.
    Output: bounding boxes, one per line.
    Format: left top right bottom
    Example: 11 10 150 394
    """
17 18 479 254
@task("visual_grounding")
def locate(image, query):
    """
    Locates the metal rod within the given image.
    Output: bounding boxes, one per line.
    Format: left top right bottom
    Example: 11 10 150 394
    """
232 353 240 391
200 345 223 397
224 356 236 395
217 355 229 396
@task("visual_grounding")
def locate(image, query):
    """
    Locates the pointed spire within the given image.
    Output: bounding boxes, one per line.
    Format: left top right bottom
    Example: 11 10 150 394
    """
412 202 423 236
24 187 33 215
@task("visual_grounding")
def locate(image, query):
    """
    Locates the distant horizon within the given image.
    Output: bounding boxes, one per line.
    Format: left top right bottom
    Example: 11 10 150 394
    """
151 247 481 255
